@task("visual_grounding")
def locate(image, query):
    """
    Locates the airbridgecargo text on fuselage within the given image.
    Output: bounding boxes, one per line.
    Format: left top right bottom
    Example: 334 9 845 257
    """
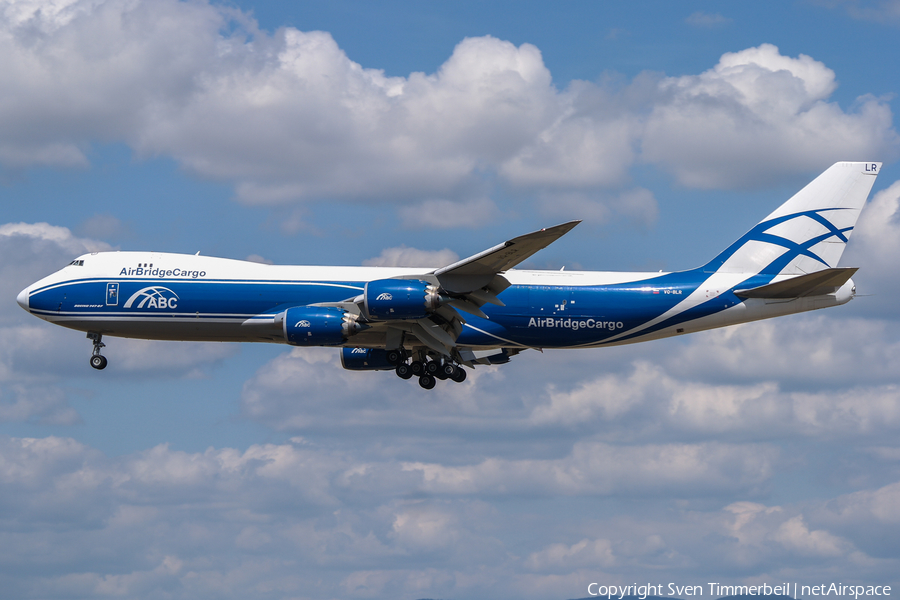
527 317 624 331
118 267 207 279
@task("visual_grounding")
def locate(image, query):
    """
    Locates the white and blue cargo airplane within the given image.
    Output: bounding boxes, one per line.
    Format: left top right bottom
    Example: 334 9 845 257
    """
17 162 881 389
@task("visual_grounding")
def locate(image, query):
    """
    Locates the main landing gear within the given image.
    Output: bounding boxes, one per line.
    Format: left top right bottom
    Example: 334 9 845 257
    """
388 350 467 390
87 332 108 370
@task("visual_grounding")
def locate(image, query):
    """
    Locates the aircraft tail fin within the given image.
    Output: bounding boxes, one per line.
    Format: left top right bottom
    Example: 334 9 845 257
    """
703 162 881 276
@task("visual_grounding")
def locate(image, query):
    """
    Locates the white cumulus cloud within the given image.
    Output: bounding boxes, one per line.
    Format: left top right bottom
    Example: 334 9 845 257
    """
642 44 897 188
0 2 894 222
363 245 459 268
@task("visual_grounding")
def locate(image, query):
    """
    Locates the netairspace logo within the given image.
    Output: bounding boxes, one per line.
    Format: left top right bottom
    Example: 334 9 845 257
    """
123 287 179 309
528 317 624 331
586 582 893 600
295 320 311 328
376 292 393 301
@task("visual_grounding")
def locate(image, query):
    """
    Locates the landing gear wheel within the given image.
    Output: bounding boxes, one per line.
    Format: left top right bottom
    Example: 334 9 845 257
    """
87 332 107 370
441 363 456 377
425 360 440 375
410 361 425 376
418 374 436 390
450 367 467 383
386 349 403 365
395 363 413 380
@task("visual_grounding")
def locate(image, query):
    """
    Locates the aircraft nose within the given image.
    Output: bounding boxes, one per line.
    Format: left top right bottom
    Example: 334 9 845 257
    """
16 287 30 311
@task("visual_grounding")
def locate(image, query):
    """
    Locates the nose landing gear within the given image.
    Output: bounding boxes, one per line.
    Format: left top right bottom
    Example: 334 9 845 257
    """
87 332 108 370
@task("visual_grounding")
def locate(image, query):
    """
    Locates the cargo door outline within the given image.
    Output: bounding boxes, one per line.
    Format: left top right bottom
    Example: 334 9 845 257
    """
106 283 119 306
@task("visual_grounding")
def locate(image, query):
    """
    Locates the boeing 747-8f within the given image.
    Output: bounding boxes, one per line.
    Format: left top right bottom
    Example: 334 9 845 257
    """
17 162 882 389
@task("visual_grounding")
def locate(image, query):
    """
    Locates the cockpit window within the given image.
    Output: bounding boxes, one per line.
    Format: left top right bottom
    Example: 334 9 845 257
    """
67 259 84 267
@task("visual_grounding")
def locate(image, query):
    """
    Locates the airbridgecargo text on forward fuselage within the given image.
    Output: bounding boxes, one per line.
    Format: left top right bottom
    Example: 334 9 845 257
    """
527 317 624 330
119 267 207 278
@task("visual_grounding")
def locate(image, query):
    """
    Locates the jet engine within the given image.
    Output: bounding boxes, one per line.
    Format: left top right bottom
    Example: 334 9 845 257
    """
363 279 443 320
340 347 395 371
281 306 364 346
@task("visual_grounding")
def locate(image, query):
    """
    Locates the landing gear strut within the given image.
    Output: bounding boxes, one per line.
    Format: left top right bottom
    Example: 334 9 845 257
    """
87 332 107 370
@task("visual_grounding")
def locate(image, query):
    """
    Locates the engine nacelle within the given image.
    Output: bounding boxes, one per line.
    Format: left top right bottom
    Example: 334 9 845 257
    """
363 279 442 320
281 306 363 346
340 347 395 371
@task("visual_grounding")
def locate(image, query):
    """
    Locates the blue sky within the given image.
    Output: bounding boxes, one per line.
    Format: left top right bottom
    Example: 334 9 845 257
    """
2 1 900 598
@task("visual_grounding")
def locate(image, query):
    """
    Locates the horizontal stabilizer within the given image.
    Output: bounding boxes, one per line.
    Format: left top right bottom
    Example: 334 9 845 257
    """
734 267 857 299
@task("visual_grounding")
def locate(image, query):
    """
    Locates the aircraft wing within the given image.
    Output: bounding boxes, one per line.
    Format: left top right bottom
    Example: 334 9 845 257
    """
433 220 581 294
313 221 580 360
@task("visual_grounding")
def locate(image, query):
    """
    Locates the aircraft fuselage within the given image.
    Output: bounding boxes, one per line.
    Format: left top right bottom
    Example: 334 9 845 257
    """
18 250 853 351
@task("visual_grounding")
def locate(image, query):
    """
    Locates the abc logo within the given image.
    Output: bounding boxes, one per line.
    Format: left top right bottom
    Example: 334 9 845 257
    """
123 286 179 310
